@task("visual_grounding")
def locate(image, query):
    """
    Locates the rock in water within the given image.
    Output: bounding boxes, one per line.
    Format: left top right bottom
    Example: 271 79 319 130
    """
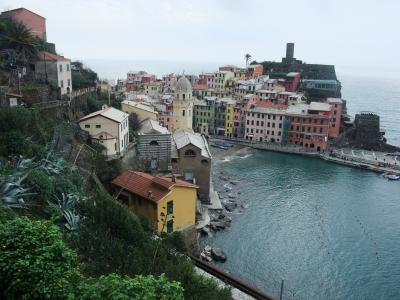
224 202 237 212
211 247 227 262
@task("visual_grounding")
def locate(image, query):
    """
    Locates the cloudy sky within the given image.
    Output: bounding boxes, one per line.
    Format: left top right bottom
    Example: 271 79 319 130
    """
2 0 400 77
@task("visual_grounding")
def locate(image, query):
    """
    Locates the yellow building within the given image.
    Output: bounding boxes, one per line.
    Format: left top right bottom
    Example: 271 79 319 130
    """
213 71 234 91
112 171 198 233
121 100 158 122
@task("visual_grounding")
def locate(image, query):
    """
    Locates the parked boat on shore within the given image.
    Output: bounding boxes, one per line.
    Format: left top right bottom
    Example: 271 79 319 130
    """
382 173 400 180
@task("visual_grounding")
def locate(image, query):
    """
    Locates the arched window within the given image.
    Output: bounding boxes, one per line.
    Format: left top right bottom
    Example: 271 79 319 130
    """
149 140 159 146
201 159 208 165
184 149 196 157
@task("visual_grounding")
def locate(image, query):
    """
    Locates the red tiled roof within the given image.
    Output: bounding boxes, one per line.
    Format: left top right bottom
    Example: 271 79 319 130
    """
38 51 69 62
111 171 197 203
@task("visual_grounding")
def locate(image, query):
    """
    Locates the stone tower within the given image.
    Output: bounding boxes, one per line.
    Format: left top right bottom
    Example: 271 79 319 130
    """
173 76 194 132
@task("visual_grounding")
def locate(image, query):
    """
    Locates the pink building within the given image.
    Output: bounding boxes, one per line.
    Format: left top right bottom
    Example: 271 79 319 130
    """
327 98 343 138
1 8 46 40
245 101 287 142
246 64 263 79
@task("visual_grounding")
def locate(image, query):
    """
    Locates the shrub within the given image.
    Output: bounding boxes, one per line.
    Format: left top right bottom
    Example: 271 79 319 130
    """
78 273 183 300
0 216 81 299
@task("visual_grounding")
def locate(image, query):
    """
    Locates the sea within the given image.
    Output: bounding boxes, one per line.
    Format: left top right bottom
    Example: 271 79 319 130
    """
86 59 400 299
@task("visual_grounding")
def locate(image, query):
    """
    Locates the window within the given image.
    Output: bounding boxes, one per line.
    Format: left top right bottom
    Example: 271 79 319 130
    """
182 110 185 116
247 120 249 125
279 124 282 129
60 80 64 88
201 159 208 165
67 79 71 87
59 64 63 72
66 64 70 71
320 128 323 133
167 201 173 215
150 140 159 146
184 149 196 157
167 220 174 233
85 124 90 128
96 124 101 128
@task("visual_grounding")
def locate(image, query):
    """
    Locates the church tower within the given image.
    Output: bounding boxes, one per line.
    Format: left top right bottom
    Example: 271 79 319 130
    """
172 76 194 132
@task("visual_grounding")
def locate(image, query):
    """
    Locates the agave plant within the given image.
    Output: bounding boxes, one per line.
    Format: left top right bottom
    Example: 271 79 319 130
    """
63 209 80 231
53 193 82 231
0 173 35 210
38 153 65 175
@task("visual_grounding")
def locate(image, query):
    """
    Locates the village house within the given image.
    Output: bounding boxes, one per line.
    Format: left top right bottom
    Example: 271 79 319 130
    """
79 105 129 158
121 100 158 122
171 130 212 204
137 118 171 172
193 96 217 136
35 51 72 96
213 71 234 91
112 171 197 233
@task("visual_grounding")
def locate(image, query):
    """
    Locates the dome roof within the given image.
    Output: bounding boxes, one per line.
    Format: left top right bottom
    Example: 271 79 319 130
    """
175 76 192 93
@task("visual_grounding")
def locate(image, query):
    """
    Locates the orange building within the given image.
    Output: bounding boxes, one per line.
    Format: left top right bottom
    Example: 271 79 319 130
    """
246 64 264 79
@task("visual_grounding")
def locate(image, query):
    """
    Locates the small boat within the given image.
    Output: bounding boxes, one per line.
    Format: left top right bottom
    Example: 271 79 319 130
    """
382 173 400 180
214 141 234 148
210 143 229 150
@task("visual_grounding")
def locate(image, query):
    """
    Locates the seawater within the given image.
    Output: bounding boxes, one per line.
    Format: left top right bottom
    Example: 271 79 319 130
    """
204 151 400 299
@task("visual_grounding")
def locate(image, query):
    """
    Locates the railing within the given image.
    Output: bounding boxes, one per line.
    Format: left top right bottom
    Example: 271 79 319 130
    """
190 256 275 300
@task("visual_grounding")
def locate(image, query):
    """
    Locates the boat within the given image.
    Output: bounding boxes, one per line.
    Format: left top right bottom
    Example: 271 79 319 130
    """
382 173 400 180
214 141 234 148
210 143 229 150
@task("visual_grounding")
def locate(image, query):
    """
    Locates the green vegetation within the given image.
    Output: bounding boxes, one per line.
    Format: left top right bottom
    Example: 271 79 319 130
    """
0 215 183 299
0 106 232 299
71 61 98 90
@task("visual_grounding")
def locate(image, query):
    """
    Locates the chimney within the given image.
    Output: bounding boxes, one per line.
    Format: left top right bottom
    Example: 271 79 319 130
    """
147 190 153 198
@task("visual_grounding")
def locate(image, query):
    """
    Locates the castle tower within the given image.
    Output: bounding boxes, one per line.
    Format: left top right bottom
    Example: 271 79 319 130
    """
173 76 194 132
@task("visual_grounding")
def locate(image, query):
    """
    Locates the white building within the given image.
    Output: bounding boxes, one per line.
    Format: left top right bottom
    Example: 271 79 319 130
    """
172 76 194 132
35 51 72 95
79 105 129 158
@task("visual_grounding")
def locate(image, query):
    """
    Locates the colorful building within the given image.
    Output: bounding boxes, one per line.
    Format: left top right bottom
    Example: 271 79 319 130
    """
286 102 334 151
246 64 264 79
213 71 234 91
244 101 287 143
112 171 197 233
215 98 236 138
193 96 216 135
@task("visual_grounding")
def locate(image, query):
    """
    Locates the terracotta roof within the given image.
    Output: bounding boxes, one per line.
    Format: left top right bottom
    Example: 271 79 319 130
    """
38 51 70 62
112 171 197 203
1 8 46 20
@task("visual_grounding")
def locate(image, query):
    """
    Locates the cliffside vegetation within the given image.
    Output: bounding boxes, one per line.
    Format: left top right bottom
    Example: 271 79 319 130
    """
0 106 232 299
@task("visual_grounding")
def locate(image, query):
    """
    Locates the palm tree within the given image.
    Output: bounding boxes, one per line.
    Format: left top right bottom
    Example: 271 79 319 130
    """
245 53 252 68
0 20 38 65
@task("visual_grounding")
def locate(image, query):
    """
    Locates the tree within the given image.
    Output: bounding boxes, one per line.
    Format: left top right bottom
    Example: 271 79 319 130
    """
129 112 140 132
0 20 38 65
245 53 252 68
